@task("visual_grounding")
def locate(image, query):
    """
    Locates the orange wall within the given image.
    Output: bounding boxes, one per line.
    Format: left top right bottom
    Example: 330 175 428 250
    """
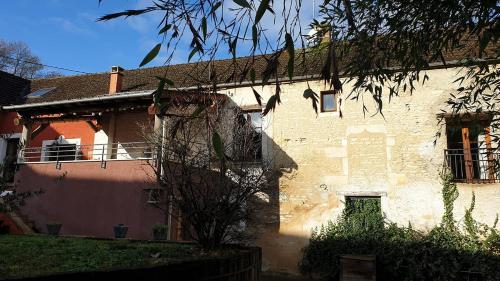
0 112 96 148
30 121 96 148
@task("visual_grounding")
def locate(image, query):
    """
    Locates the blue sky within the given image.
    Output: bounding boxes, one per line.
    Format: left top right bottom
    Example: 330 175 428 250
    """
0 0 317 76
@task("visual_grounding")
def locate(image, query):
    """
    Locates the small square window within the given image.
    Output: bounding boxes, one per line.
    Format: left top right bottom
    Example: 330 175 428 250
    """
321 91 336 112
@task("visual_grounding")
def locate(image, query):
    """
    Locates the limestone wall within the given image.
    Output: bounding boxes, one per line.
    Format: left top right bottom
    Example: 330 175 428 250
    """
223 67 500 274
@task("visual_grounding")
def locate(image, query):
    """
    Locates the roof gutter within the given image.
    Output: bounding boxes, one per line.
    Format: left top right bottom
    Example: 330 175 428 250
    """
2 90 154 111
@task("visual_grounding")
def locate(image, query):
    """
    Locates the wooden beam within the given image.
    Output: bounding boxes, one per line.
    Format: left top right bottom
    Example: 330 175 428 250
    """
30 123 49 139
20 122 32 149
484 127 495 181
461 127 473 182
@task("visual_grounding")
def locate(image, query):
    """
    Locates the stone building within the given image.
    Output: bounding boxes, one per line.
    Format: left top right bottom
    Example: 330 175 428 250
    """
0 50 498 276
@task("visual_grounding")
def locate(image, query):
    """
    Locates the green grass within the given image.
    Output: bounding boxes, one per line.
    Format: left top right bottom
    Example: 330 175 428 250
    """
0 235 214 278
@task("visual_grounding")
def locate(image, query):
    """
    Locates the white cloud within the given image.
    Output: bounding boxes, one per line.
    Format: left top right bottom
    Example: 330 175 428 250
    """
49 17 97 36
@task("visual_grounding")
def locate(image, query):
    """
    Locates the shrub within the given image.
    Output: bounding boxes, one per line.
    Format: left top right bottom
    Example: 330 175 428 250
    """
299 172 500 281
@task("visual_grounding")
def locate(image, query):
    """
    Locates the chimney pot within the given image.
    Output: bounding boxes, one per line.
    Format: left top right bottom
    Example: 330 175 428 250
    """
109 66 124 95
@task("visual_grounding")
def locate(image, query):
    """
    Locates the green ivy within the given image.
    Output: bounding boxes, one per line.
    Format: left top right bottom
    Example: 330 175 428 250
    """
300 172 500 281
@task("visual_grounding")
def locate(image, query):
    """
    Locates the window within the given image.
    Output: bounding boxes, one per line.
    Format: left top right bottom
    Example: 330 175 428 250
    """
233 110 262 162
445 119 498 183
345 196 383 231
320 91 337 112
26 87 56 98
41 137 81 161
145 188 162 204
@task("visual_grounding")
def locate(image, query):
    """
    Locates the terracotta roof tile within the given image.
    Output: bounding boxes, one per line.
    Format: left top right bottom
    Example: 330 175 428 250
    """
24 38 498 105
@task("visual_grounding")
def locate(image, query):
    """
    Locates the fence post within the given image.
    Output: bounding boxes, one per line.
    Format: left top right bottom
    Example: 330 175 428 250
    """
101 144 106 169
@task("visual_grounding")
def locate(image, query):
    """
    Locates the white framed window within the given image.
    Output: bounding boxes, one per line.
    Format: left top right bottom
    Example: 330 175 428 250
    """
41 136 81 161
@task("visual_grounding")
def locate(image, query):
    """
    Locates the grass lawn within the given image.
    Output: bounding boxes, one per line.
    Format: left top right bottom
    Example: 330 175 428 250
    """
0 234 219 279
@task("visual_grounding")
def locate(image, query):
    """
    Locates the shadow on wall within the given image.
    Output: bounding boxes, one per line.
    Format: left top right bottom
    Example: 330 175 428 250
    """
14 160 164 240
218 100 303 273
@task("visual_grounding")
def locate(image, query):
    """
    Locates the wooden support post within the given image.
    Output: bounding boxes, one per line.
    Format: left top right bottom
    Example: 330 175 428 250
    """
21 122 32 149
106 112 116 159
461 127 473 182
19 122 32 163
484 127 495 181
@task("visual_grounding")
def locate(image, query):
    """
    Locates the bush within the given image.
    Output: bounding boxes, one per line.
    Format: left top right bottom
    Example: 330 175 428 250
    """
299 173 500 281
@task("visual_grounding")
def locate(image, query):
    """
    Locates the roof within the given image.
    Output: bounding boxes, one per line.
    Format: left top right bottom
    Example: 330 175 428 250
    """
25 54 299 105
7 37 500 108
0 70 30 106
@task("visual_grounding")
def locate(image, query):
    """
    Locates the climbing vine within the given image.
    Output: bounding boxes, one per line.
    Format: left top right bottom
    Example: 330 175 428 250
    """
300 171 500 280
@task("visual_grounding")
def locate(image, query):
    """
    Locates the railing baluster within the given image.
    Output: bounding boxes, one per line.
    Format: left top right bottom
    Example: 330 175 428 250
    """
445 149 498 183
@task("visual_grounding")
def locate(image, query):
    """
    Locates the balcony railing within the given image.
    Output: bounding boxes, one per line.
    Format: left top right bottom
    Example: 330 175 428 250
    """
444 149 499 183
19 142 153 165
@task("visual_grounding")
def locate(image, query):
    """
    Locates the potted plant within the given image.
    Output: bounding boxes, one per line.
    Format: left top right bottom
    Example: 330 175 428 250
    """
46 222 62 235
113 223 128 238
152 224 168 241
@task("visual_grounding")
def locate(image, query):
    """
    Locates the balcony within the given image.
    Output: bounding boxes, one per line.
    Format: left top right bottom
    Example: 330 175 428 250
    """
444 149 499 183
19 142 153 166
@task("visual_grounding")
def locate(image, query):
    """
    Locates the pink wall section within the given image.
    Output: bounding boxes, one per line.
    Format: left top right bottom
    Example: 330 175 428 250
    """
15 160 166 240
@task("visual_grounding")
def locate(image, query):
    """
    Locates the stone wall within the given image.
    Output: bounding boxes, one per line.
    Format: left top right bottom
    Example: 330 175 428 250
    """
223 67 500 274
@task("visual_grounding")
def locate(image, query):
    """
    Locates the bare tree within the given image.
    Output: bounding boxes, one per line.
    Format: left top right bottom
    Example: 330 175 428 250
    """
145 97 275 249
0 39 43 79
36 70 63 79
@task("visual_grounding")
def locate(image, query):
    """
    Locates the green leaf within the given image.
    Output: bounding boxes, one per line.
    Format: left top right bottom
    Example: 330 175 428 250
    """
188 47 199 62
201 17 207 40
255 0 270 25
155 76 174 86
303 88 319 113
140 43 161 67
285 33 294 80
252 25 258 49
233 0 251 9
250 68 256 83
252 88 262 106
262 94 277 116
191 104 207 118
212 131 224 160
154 79 166 105
158 24 172 34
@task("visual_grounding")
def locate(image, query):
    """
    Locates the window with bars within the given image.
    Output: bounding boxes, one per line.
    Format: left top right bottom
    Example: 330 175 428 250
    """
445 119 498 183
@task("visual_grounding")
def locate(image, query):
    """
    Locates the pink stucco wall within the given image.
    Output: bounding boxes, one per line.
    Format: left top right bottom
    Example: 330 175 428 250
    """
15 160 167 240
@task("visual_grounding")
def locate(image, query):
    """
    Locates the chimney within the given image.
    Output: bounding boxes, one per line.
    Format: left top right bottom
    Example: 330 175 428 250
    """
109 66 124 95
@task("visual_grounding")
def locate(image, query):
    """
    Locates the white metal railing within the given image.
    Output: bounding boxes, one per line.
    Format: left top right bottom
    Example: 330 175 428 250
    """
19 142 153 165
